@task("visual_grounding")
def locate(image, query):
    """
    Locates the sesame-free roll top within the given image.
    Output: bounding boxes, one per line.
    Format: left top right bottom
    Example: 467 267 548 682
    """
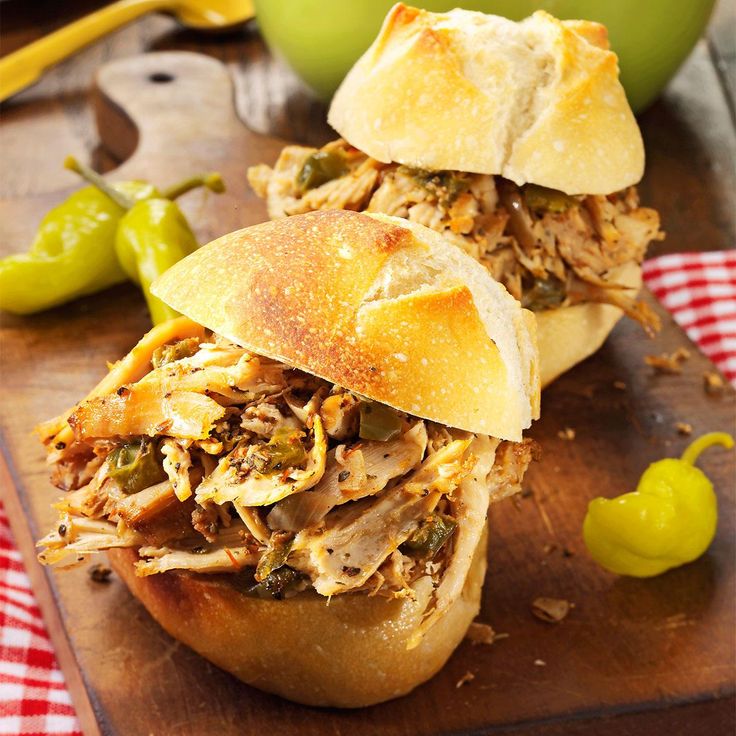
328 4 644 195
152 210 539 441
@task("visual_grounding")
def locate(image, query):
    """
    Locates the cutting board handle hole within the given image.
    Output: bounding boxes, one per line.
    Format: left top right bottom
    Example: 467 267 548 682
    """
148 72 174 84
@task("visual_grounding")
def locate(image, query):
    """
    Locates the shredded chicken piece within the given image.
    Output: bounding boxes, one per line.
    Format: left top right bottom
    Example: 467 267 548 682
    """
465 621 500 646
70 388 226 442
240 401 300 437
486 439 538 503
268 422 428 531
335 443 368 491
295 159 380 214
232 501 271 545
161 439 194 501
50 448 103 493
38 317 207 457
70 347 285 442
196 415 327 507
319 392 361 439
531 597 572 623
37 516 144 566
568 276 661 336
136 546 259 576
113 480 196 546
292 439 471 595
409 436 497 648
191 501 228 543
644 347 691 374
704 371 726 394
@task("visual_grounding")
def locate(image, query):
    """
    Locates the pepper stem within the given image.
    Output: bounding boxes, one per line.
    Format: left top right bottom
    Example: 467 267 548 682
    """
161 172 225 200
681 432 734 466
64 156 136 210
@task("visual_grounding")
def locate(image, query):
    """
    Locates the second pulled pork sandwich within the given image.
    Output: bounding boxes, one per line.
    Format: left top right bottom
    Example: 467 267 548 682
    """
249 4 664 386
37 210 539 707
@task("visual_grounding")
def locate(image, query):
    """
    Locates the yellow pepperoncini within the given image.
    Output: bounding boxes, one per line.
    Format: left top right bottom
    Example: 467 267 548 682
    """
583 432 734 577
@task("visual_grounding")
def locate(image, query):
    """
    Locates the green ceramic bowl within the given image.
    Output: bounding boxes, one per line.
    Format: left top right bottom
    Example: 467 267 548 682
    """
254 0 716 112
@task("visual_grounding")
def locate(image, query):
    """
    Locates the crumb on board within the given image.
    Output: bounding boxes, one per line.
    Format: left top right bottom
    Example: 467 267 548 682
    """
456 671 475 688
557 427 576 441
661 613 695 630
613 380 627 391
543 543 557 555
89 563 112 583
465 621 507 646
534 659 547 667
703 371 725 395
676 422 693 435
532 597 573 623
532 494 555 536
644 347 691 374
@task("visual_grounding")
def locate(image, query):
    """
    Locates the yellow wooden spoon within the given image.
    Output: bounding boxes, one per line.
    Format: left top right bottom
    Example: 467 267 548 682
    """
0 0 254 103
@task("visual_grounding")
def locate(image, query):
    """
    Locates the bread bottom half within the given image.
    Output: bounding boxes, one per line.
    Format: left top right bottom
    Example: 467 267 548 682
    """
108 527 488 708
537 262 642 387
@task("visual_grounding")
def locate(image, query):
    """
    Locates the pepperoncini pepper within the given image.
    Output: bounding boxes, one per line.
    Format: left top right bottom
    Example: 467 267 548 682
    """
115 199 201 324
583 432 734 577
0 178 153 315
65 157 224 325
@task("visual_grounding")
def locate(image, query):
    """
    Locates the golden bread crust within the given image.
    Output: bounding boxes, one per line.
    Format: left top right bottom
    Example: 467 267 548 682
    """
328 4 643 195
537 262 642 386
107 528 488 707
152 210 539 440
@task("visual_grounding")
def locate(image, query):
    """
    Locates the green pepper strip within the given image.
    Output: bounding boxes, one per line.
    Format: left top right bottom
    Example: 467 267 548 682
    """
358 401 402 442
107 440 166 495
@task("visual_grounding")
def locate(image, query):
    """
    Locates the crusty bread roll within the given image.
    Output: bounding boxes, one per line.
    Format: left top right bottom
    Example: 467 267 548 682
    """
538 262 641 386
328 3 644 195
108 525 487 708
153 209 540 441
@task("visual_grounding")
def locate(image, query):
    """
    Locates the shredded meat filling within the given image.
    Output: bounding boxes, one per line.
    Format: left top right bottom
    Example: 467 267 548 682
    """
38 331 533 642
247 139 663 332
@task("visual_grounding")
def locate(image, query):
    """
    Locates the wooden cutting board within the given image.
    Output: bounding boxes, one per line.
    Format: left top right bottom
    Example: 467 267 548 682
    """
0 52 734 736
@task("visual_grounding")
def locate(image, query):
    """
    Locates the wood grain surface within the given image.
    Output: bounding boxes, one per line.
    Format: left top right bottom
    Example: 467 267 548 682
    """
0 5 735 736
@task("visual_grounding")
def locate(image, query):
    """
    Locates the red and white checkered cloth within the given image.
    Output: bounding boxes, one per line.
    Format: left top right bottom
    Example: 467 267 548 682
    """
0 506 79 736
643 250 736 383
0 250 734 736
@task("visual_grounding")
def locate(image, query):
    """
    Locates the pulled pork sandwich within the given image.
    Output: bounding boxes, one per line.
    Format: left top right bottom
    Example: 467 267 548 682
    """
37 210 539 707
248 4 664 387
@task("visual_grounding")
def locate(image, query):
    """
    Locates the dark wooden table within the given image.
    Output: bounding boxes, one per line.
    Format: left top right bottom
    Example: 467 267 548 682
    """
0 3 734 735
